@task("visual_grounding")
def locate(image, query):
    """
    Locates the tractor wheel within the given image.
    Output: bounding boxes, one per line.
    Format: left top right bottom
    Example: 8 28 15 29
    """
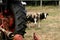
11 3 27 37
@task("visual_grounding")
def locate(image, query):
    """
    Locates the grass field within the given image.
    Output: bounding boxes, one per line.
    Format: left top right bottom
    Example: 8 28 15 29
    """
24 6 60 40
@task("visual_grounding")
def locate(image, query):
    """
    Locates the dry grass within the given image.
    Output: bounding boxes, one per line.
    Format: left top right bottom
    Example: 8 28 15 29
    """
24 6 60 40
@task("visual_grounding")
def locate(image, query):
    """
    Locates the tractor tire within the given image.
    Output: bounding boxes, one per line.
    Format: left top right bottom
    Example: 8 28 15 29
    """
11 2 27 37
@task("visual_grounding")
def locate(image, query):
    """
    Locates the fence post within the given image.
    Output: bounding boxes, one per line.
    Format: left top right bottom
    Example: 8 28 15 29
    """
40 0 42 6
59 0 60 6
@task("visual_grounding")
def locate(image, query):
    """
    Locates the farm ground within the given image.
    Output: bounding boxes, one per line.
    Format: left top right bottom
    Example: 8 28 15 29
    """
24 6 60 40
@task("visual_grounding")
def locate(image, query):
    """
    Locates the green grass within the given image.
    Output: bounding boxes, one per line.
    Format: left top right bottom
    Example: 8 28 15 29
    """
24 6 60 40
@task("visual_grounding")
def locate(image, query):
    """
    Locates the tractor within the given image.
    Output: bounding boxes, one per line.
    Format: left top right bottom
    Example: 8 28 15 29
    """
0 0 27 40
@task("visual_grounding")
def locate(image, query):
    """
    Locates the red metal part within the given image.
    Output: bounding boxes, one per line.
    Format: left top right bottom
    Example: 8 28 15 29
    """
33 33 38 40
0 11 14 31
8 16 14 27
0 10 23 40
0 12 4 18
4 10 8 13
33 33 41 40
13 34 23 40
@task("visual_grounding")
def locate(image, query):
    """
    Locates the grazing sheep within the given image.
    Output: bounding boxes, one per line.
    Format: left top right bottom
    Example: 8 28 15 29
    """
40 12 48 20
26 12 38 24
26 12 48 23
37 12 48 21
